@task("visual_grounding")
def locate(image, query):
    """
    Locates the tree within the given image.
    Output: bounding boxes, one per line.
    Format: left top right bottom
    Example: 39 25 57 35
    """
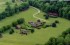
46 15 49 19
51 23 56 27
45 37 57 45
31 29 34 33
57 37 64 44
12 0 15 3
9 29 14 34
67 11 70 20
42 3 50 13
0 33 2 38
55 20 59 23
14 4 19 13
17 18 24 24
0 12 7 20
58 8 63 17
6 25 11 29
2 26 8 31
20 2 29 11
12 21 18 27
62 31 68 38
57 43 64 45
45 28 70 45
5 2 13 17
62 28 70 38
45 14 49 19
64 34 70 45
20 0 25 2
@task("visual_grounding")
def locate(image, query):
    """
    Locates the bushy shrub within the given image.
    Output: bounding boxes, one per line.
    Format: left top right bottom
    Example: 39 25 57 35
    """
17 18 24 24
2 25 11 31
12 18 24 27
45 15 49 19
46 25 51 27
51 23 56 27
62 28 70 38
0 33 2 38
55 20 59 23
9 29 14 34
12 21 18 27
30 29 34 33
6 25 11 29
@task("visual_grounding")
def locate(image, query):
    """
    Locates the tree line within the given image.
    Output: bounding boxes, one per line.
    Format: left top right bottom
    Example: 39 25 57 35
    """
45 28 70 45
0 2 29 21
0 18 24 33
28 0 70 20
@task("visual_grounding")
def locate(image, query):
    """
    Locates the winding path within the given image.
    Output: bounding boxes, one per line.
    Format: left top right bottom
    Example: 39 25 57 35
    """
0 2 49 22
32 7 49 22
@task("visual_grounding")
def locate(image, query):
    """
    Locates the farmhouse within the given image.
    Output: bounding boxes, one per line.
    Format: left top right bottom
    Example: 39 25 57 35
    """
48 12 58 17
16 25 21 29
28 20 44 28
20 29 29 35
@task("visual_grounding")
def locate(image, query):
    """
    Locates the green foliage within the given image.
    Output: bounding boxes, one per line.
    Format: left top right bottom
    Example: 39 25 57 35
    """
6 25 11 29
12 18 24 27
67 11 70 20
45 15 49 19
45 37 57 45
0 2 29 21
51 23 56 27
9 29 14 34
62 28 70 38
29 1 70 20
30 29 34 33
45 28 70 45
17 18 24 24
0 33 2 38
55 20 59 23
12 0 15 3
12 21 18 27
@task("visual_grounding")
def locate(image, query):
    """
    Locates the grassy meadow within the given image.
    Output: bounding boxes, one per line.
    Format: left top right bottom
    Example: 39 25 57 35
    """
0 7 70 45
0 0 70 45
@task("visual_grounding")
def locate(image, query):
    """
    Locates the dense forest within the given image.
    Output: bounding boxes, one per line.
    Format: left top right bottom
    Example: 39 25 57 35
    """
45 28 70 45
28 0 70 20
0 1 29 21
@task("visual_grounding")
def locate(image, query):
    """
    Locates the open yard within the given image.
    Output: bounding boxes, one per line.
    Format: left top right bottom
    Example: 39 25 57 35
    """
0 6 70 45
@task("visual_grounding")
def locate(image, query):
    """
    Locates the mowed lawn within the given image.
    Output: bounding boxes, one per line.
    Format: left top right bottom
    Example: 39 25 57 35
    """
0 7 37 28
0 7 70 45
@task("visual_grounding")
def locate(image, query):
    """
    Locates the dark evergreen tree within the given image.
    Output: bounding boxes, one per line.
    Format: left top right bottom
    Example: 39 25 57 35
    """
9 29 14 34
31 29 34 33
0 33 2 38
12 0 15 3
51 23 56 27
17 18 24 24
12 21 18 27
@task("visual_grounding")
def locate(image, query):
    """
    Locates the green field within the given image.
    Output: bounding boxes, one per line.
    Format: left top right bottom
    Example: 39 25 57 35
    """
0 6 70 45
0 0 70 45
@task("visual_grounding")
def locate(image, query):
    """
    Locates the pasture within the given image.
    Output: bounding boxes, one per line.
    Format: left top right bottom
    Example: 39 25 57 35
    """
0 0 70 45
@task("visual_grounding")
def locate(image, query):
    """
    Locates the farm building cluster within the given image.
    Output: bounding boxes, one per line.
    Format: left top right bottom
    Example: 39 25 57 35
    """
14 20 45 35
28 20 45 28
